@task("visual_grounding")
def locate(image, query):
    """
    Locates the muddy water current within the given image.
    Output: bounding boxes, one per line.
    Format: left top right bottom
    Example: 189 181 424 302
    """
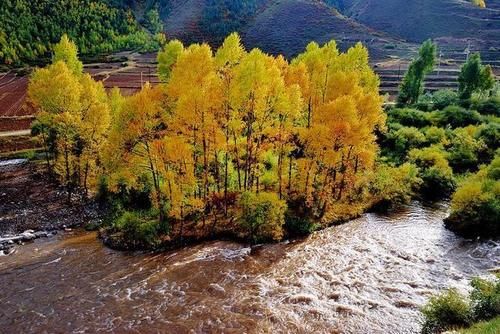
0 201 498 333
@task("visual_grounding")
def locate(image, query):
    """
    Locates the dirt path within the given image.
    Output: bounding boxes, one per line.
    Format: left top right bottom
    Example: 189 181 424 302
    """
0 129 30 137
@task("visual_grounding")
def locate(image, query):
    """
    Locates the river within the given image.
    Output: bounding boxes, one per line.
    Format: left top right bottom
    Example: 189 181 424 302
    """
0 201 498 333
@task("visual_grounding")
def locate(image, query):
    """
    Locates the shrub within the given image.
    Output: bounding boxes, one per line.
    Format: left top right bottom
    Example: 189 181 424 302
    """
387 108 431 128
421 276 500 334
432 89 459 110
421 288 471 334
238 192 287 243
369 163 422 210
425 126 447 145
409 147 456 198
285 195 318 236
470 277 500 321
445 156 500 237
475 98 500 116
447 127 484 173
114 211 160 249
393 126 427 155
433 105 482 128
477 122 500 153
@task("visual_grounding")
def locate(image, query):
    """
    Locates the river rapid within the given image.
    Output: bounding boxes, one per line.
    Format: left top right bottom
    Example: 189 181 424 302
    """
0 201 498 333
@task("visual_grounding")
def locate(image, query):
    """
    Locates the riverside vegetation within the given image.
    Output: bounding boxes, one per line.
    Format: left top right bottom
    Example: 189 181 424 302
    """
27 35 499 251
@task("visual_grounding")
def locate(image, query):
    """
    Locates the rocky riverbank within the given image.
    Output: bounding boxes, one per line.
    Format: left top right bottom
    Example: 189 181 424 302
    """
0 229 56 255
0 159 103 254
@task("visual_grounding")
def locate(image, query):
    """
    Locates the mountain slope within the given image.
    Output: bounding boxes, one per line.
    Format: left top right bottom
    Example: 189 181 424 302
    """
341 0 500 48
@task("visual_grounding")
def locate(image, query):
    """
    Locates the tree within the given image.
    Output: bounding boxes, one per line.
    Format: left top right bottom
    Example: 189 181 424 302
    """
144 8 163 34
397 40 436 105
458 53 495 100
214 33 246 212
157 40 184 82
52 34 83 75
105 83 169 223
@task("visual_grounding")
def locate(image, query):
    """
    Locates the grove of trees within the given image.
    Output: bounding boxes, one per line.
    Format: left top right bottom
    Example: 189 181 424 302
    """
29 33 388 247
28 35 498 248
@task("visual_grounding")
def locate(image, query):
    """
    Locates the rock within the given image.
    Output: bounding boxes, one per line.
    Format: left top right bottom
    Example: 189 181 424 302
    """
20 231 36 240
208 283 226 295
488 267 500 274
34 231 48 238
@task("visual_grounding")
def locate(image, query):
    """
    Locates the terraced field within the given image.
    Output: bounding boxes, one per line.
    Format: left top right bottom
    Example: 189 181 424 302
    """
376 46 500 98
0 72 31 132
0 52 158 153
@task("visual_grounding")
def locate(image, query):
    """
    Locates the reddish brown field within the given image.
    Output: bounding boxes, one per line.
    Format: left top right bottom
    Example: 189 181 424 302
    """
0 52 159 138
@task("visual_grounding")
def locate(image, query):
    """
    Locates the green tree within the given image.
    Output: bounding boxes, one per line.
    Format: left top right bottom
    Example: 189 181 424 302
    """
397 40 436 106
52 34 83 75
144 8 163 34
458 53 495 100
157 39 184 82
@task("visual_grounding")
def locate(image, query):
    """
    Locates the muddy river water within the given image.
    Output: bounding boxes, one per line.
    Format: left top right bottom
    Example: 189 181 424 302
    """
0 201 498 333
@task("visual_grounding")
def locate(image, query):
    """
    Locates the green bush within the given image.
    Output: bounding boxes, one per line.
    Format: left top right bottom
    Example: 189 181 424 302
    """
238 191 287 243
421 288 471 334
421 276 500 334
477 123 500 153
369 163 422 210
445 156 500 237
114 211 160 249
470 277 500 321
433 106 482 128
425 126 447 145
285 195 318 236
409 147 456 198
475 98 500 116
432 89 459 110
447 127 483 173
393 126 427 156
387 108 431 128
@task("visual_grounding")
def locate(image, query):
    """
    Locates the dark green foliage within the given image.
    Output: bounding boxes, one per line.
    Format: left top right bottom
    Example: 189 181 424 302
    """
433 105 482 128
421 276 500 334
285 196 318 236
114 211 160 249
475 98 500 117
477 123 500 156
409 147 456 199
458 53 495 100
200 0 258 45
447 128 483 173
421 288 471 334
470 277 500 321
419 167 456 198
0 0 156 65
397 40 436 106
387 108 431 128
143 8 163 34
432 89 459 110
392 126 427 157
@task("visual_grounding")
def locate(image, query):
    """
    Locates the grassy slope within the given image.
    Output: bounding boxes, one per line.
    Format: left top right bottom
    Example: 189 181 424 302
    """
460 316 500 334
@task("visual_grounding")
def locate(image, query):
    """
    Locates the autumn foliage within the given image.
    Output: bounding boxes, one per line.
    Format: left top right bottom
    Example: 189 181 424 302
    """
29 34 385 244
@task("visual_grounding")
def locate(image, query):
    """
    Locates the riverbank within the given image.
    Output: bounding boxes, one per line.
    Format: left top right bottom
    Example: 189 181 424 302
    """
0 160 102 251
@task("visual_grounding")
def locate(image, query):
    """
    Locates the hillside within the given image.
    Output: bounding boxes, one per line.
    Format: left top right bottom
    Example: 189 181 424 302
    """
148 0 500 57
341 0 500 49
